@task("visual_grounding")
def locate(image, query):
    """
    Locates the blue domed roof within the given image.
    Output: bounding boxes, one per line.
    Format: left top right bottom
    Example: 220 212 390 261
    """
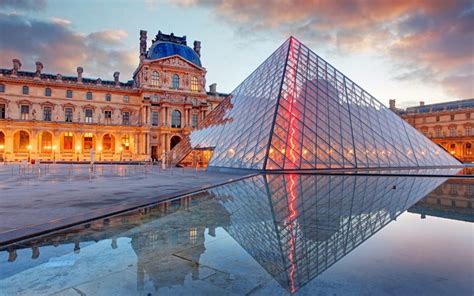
147 41 202 67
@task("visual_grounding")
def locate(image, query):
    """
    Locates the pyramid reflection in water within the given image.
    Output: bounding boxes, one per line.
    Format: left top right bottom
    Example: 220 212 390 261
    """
172 37 460 170
210 174 447 293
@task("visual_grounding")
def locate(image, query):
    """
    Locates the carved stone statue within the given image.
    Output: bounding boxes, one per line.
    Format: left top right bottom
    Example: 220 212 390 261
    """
56 73 62 81
113 71 120 85
12 59 21 74
77 67 83 82
32 109 37 120
35 62 43 76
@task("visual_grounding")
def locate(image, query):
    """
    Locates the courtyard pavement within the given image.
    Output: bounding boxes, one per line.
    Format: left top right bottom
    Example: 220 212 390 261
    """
0 163 252 245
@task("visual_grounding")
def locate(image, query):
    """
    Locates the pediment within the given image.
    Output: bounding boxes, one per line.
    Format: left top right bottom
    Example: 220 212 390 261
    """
151 55 203 71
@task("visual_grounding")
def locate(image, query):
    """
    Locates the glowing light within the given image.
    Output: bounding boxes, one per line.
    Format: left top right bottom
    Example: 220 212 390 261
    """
98 146 102 152
286 174 298 294
76 145 80 151
27 145 31 150
52 145 56 151
0 144 4 150
450 151 455 155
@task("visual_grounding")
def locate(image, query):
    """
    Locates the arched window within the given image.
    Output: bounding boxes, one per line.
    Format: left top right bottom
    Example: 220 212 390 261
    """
121 135 130 151
466 143 472 155
83 132 94 150
170 136 181 150
41 132 53 153
171 110 181 128
151 71 159 86
0 131 5 151
103 134 114 152
14 131 30 152
22 86 29 95
63 132 74 151
45 88 52 97
450 144 456 155
172 74 180 89
191 76 199 92
0 83 4 92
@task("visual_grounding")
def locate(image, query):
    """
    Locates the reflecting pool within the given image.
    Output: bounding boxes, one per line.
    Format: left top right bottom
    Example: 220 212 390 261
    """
1 174 472 295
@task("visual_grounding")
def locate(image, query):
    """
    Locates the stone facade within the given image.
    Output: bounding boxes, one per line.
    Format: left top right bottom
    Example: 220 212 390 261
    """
390 99 474 163
0 30 226 162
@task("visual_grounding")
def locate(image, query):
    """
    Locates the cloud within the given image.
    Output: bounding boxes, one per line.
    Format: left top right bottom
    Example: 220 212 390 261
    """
173 0 474 98
0 12 137 80
0 0 47 10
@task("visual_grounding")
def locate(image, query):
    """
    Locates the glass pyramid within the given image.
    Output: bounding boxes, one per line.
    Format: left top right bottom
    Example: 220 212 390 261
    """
174 37 461 170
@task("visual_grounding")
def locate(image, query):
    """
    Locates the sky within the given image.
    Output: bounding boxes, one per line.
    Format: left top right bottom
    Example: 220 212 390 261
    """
0 0 472 108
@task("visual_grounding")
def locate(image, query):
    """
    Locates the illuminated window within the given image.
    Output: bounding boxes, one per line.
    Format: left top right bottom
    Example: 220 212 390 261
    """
189 227 197 244
83 133 94 150
121 135 130 151
192 113 198 128
43 107 52 121
86 92 93 100
45 88 52 97
65 108 73 122
66 89 73 98
19 131 29 150
0 132 4 150
151 71 159 86
63 132 73 150
191 76 199 92
22 86 29 95
171 110 181 128
85 109 93 123
42 132 52 153
105 93 111 102
172 74 179 89
103 134 114 151
20 105 29 120
466 143 472 155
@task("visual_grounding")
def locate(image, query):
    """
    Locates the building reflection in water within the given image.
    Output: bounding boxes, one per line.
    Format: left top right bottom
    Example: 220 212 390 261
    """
1 174 452 294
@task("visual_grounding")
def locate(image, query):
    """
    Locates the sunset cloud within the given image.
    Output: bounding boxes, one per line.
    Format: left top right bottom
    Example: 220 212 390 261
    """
0 13 137 80
173 0 474 98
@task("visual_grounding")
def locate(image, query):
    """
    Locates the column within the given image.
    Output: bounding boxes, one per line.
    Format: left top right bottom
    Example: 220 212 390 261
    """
30 130 38 159
160 107 165 126
5 130 13 161
160 133 165 154
183 108 188 128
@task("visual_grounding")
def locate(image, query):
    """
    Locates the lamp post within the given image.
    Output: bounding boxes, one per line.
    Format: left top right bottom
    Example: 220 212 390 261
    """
0 144 4 164
27 145 31 163
98 146 102 162
52 145 56 164
119 146 123 162
76 145 80 162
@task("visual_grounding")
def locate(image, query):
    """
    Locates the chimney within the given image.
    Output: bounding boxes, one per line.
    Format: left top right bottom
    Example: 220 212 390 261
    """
140 30 147 61
209 83 217 94
420 101 425 106
35 62 43 78
12 58 21 75
113 71 120 86
77 67 83 83
389 99 396 111
193 40 201 57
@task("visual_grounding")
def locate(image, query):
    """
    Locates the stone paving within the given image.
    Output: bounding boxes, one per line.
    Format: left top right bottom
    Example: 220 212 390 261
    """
0 163 250 244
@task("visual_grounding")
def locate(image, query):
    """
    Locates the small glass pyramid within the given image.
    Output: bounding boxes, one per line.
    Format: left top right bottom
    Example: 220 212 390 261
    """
175 37 461 171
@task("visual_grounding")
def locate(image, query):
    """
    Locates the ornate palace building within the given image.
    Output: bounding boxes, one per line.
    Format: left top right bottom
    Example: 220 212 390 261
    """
391 99 474 163
0 30 226 162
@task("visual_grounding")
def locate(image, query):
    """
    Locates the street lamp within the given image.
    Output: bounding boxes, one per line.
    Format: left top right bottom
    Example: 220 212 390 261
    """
27 145 31 163
52 145 57 163
76 145 80 162
98 146 102 162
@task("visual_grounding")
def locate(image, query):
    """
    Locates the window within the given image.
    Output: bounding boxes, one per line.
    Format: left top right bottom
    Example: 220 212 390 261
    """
42 132 52 153
466 127 472 137
19 131 29 150
104 110 112 123
436 116 440 122
83 133 93 150
191 76 199 92
451 114 455 121
152 111 159 126
65 107 73 122
85 109 93 123
43 107 52 121
172 74 179 89
20 105 29 120
422 117 426 123
86 92 93 100
192 113 198 128
121 135 130 151
449 127 456 137
66 90 73 98
152 94 158 103
103 134 114 151
171 110 181 128
63 132 73 150
467 113 471 120
105 93 111 101
192 98 198 106
0 104 5 119
435 128 441 138
466 143 472 155
123 95 129 103
45 88 52 97
0 83 4 92
22 86 29 95
122 111 130 125
151 71 159 86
